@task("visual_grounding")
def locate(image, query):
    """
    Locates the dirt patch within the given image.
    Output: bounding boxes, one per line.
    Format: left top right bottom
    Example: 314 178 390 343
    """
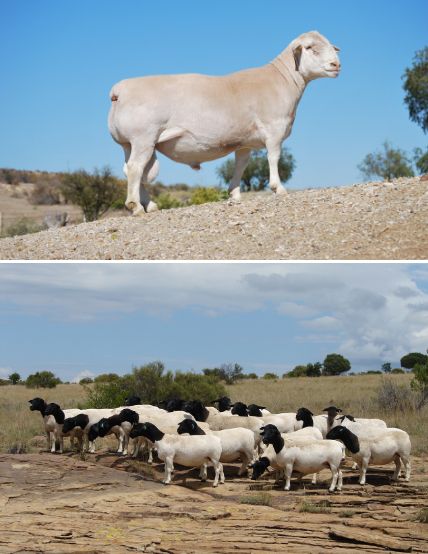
0 176 427 260
0 452 427 553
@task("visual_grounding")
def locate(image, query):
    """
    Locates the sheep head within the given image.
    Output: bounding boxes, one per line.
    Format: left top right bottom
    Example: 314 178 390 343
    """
291 31 341 82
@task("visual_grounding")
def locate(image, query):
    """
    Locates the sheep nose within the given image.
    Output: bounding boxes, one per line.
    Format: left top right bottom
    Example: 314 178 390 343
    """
330 61 341 70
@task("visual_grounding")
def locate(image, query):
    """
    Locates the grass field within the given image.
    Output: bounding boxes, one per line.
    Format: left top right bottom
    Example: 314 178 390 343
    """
1 373 426 455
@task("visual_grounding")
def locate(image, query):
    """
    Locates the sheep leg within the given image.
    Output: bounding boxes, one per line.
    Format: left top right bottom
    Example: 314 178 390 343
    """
337 469 343 491
46 431 53 452
131 438 140 458
228 149 251 201
140 152 159 213
401 456 411 481
311 473 317 484
329 465 339 492
115 430 123 454
266 141 286 195
351 462 358 470
163 457 174 484
122 430 129 456
392 454 401 481
50 432 56 453
200 464 208 481
359 459 368 485
284 464 293 491
125 144 157 215
211 459 223 487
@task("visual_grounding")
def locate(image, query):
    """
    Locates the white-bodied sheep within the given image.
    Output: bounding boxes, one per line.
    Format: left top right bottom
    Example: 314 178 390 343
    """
108 31 340 214
177 418 255 476
326 425 411 484
206 413 263 449
252 424 344 492
129 422 224 487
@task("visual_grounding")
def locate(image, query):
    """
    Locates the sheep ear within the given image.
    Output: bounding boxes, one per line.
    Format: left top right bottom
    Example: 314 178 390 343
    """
292 44 303 71
333 45 340 52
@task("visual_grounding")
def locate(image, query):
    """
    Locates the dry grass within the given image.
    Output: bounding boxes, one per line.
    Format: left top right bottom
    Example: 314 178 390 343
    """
0 384 86 453
1 375 427 455
239 492 273 506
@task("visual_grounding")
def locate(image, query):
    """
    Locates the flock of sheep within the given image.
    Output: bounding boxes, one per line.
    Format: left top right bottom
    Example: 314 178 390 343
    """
29 396 411 492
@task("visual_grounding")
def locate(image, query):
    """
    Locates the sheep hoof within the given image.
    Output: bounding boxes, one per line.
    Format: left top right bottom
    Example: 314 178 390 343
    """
145 201 158 213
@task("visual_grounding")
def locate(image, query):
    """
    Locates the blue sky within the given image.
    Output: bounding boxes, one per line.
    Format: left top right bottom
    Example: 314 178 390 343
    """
1 0 427 190
1 263 427 381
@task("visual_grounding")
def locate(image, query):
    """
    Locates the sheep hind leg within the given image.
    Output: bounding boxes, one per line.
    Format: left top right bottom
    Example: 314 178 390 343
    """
392 454 401 481
140 152 159 213
401 455 411 481
125 144 156 215
228 149 251 201
211 459 223 487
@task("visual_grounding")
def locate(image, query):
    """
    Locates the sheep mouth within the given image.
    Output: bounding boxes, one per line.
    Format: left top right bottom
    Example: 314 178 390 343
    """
326 68 340 77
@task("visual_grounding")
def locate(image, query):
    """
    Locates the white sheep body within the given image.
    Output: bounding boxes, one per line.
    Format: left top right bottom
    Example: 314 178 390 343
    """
150 433 223 487
263 438 344 491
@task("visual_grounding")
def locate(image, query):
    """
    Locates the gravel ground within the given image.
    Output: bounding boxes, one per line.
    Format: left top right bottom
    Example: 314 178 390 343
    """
0 176 427 260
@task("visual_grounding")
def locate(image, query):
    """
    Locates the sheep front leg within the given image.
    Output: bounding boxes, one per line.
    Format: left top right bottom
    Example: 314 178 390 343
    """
46 431 52 452
228 149 251 201
359 459 368 485
284 463 293 491
266 141 286 195
163 457 174 484
329 466 339 492
199 464 208 481
402 456 411 482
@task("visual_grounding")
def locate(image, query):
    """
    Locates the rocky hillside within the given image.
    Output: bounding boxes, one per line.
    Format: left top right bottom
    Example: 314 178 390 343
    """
0 176 427 260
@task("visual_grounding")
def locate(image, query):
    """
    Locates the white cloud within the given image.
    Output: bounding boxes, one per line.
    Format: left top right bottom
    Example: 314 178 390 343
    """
72 370 95 383
302 316 341 330
1 263 427 370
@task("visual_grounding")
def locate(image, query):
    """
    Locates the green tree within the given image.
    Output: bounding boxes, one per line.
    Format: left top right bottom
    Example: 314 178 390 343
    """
411 361 428 408
25 371 62 389
358 141 414 181
245 373 259 379
8 372 21 384
382 362 392 373
79 377 94 385
400 352 428 370
202 363 244 384
217 147 295 192
61 167 125 222
263 372 278 380
306 362 322 377
414 147 428 174
322 353 351 376
286 365 309 378
403 47 428 133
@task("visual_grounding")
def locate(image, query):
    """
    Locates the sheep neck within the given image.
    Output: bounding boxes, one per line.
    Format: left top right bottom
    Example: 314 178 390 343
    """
300 412 314 428
336 428 360 454
267 434 284 454
270 48 306 94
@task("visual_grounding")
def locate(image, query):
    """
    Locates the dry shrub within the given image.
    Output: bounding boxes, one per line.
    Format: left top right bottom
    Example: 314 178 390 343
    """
376 376 416 412
29 183 61 205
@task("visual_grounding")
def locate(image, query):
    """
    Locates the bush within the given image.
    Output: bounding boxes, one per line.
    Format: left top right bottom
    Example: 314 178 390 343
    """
263 373 278 380
243 373 259 379
155 193 183 210
61 167 126 221
391 367 405 374
376 377 415 412
29 183 61 205
79 377 93 385
189 187 227 205
94 373 120 383
25 371 62 389
85 361 227 408
3 218 45 238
